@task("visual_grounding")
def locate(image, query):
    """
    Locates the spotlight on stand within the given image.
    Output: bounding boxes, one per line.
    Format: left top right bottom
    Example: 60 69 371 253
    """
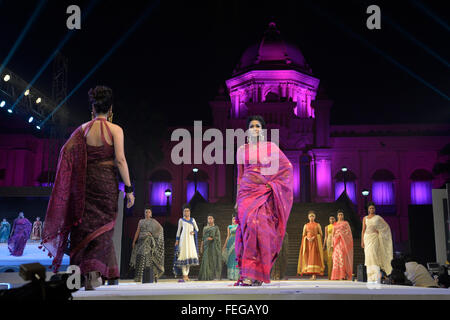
0 101 5 108
28 116 34 123
7 109 12 114
24 89 30 96
3 74 10 82
362 189 370 197
36 125 41 130
35 97 41 104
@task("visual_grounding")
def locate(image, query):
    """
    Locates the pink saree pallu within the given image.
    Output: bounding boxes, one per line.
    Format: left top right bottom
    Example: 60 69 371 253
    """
331 221 353 280
41 120 119 279
235 141 293 283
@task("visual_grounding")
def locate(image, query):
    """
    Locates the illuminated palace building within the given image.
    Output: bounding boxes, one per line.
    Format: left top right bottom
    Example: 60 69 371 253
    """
1 23 449 250
149 22 450 248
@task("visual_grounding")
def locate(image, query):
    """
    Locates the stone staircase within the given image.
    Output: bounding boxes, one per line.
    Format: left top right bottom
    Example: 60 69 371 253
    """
161 200 365 279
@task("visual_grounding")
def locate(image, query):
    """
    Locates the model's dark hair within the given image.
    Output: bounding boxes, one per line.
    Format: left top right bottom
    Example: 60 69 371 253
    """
367 202 376 208
246 115 266 129
182 203 191 211
88 85 113 114
144 204 152 210
329 215 335 219
337 209 344 214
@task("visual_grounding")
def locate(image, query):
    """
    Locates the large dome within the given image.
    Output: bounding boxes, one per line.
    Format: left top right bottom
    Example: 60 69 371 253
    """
233 22 312 76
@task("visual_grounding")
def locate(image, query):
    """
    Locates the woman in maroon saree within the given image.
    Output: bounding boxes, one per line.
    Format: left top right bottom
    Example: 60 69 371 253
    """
41 86 134 290
235 115 293 286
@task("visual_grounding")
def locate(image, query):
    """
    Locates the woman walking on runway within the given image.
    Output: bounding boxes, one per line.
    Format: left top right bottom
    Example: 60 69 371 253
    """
42 85 135 290
234 115 293 286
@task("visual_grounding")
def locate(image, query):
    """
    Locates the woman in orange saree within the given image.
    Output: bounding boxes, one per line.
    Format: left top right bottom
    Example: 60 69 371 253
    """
297 211 324 280
331 210 353 280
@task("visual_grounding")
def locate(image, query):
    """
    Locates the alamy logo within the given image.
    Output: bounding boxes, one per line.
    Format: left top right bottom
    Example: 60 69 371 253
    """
66 265 81 290
170 121 280 175
66 5 81 30
366 5 381 30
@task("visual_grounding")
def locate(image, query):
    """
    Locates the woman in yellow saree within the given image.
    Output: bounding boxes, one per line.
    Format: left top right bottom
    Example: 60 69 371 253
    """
297 211 325 280
323 215 335 279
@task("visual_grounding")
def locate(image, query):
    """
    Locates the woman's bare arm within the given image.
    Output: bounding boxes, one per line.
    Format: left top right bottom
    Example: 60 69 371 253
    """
112 125 134 208
112 126 131 186
132 224 140 249
223 227 230 251
361 217 366 248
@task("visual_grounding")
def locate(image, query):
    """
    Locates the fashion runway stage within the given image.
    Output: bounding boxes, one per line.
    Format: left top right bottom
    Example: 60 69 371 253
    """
0 242 70 271
72 279 450 300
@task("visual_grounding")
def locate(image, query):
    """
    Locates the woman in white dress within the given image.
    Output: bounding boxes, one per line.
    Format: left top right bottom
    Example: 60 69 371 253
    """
361 202 393 283
174 205 199 282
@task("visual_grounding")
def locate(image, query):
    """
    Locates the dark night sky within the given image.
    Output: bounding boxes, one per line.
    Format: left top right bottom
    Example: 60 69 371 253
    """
0 0 449 130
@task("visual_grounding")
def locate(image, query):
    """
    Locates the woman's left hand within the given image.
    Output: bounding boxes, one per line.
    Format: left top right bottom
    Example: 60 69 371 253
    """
190 231 195 235
126 192 135 208
207 237 213 241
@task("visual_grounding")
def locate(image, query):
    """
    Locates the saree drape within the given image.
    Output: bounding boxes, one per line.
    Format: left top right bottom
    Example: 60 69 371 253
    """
0 221 11 243
235 141 293 283
271 231 289 280
297 222 325 275
130 218 165 281
331 221 353 280
223 224 240 280
31 221 42 241
8 218 32 256
325 224 334 279
198 225 222 280
364 215 393 278
42 122 120 279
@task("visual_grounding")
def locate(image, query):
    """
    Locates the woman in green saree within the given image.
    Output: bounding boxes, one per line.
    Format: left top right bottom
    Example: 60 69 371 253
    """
198 216 222 280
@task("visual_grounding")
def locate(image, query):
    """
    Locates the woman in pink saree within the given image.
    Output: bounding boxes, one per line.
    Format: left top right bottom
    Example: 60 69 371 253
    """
235 115 293 286
331 210 353 280
41 86 135 290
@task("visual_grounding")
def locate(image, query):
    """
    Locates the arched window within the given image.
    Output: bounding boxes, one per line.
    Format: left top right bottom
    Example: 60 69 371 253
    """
334 170 357 204
149 170 172 206
410 169 433 205
371 169 395 205
186 170 209 202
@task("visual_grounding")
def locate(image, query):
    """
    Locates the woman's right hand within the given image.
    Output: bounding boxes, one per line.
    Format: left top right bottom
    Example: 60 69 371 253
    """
126 192 135 208
175 240 179 247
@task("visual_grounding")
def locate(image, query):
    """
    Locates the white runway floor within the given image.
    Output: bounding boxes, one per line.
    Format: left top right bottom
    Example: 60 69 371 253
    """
71 279 450 300
0 242 70 268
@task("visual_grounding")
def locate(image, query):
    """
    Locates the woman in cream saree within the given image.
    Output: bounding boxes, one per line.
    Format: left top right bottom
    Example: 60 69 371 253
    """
361 203 393 283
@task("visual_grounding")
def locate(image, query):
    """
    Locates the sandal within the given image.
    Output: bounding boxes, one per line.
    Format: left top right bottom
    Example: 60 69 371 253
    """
234 277 253 286
252 280 263 286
